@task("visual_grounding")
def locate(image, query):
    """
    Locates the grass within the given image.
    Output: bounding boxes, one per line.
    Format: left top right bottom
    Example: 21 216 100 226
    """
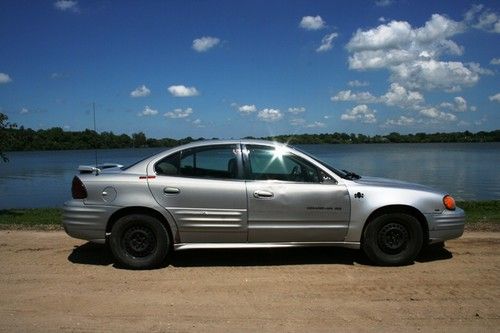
0 208 62 230
456 200 500 231
0 201 498 231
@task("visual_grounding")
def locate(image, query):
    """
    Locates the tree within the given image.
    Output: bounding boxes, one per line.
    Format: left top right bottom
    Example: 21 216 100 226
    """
0 113 16 162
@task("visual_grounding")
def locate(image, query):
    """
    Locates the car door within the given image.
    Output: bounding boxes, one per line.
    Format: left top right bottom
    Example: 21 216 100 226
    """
243 144 350 242
148 144 247 243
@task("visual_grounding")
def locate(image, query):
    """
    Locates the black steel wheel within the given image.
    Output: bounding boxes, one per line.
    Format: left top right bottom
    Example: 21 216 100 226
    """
109 214 170 269
363 213 423 266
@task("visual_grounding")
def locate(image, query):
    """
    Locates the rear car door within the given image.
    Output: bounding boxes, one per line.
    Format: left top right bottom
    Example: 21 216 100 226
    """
243 144 350 242
148 144 247 243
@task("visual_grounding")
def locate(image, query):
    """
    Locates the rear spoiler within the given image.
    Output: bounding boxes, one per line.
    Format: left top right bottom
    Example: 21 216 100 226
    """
78 163 123 175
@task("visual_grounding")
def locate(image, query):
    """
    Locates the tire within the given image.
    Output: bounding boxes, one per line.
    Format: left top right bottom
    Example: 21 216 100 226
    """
109 214 170 269
362 213 423 266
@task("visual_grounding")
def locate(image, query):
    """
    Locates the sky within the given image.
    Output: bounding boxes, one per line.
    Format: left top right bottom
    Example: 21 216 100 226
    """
0 0 499 139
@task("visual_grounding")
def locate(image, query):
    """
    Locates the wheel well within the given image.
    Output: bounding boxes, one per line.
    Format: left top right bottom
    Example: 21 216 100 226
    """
362 205 429 245
106 206 174 242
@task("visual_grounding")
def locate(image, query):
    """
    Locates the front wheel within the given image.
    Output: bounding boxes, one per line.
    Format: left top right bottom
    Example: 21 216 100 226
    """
362 213 423 266
109 214 170 269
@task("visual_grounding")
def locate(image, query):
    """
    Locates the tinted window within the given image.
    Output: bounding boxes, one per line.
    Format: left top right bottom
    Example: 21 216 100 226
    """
245 145 320 183
155 145 239 179
155 152 179 175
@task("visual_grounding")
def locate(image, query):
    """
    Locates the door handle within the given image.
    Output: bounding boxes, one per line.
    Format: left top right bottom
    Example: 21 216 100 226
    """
163 187 180 194
253 190 274 198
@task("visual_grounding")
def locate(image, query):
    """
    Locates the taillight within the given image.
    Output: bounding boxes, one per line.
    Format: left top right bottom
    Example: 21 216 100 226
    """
443 195 456 211
72 176 88 199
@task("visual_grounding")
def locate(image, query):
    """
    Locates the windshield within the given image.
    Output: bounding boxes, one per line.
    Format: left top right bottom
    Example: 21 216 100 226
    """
291 146 361 180
291 146 348 178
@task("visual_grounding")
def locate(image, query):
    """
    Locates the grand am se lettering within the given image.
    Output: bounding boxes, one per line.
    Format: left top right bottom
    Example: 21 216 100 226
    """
63 140 465 269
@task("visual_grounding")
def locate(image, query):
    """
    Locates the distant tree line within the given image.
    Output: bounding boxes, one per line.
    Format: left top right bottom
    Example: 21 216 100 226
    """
2 125 500 152
262 130 500 144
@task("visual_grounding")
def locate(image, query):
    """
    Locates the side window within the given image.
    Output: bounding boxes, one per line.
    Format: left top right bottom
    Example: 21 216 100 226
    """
155 152 179 175
245 145 320 183
155 145 239 179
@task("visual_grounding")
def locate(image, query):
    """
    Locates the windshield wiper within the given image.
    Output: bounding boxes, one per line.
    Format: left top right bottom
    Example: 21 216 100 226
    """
342 169 361 180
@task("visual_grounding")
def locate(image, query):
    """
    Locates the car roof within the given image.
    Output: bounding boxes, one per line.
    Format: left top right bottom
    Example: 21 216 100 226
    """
171 139 289 150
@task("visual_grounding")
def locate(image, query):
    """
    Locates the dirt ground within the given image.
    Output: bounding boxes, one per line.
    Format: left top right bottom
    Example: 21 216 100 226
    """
0 231 498 332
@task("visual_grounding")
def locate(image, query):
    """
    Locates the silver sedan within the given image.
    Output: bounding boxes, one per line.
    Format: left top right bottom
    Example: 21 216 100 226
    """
63 140 465 269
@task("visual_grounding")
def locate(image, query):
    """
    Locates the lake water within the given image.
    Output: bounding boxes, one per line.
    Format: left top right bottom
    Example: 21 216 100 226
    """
0 143 498 209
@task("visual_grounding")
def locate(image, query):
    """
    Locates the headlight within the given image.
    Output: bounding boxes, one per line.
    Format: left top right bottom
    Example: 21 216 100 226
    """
443 195 456 211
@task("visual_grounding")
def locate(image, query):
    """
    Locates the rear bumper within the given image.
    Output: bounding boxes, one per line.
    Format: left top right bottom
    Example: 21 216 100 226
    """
425 207 465 244
62 200 116 244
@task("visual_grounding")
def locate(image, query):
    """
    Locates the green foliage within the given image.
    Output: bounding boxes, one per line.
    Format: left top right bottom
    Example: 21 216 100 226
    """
0 113 17 161
456 200 500 224
1 127 499 151
265 130 500 144
0 208 62 229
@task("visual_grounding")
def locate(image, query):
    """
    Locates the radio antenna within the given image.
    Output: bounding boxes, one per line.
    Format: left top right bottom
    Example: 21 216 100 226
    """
93 102 98 168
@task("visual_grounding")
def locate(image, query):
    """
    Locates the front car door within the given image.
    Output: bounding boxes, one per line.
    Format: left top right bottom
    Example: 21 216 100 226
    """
243 144 350 242
148 144 247 243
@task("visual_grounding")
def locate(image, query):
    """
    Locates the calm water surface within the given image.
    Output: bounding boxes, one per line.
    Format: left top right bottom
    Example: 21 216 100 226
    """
0 143 498 209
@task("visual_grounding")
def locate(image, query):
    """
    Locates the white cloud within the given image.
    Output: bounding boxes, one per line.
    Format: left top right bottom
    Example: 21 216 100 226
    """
130 85 151 98
419 107 457 121
348 80 369 87
440 96 474 112
375 0 393 7
192 36 220 52
332 84 424 110
316 32 338 52
331 90 379 103
347 20 415 52
167 85 199 97
470 106 477 112
299 15 326 30
491 58 500 65
290 118 325 128
192 118 205 128
305 121 326 128
50 72 67 79
382 83 424 108
290 118 306 126
340 105 377 123
385 116 415 126
238 104 257 114
378 17 387 23
0 73 12 84
453 96 467 112
20 107 29 114
257 109 283 122
164 107 193 119
465 4 500 33
489 93 500 103
344 13 492 92
288 106 306 114
390 60 481 91
138 106 158 117
54 0 79 12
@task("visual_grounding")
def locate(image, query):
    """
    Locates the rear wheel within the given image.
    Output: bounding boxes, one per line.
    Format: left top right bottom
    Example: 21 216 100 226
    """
363 213 423 266
109 214 170 269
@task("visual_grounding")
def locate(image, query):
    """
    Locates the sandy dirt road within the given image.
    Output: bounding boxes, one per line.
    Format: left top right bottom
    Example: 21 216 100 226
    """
0 231 499 332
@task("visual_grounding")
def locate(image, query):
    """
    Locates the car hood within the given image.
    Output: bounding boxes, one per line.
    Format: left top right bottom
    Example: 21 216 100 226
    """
352 176 441 193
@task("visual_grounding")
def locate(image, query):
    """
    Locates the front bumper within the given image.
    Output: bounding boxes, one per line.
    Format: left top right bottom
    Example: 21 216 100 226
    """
62 200 117 244
425 207 465 244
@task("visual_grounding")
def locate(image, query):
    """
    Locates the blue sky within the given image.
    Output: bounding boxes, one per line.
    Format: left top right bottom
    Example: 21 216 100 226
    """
0 0 499 139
